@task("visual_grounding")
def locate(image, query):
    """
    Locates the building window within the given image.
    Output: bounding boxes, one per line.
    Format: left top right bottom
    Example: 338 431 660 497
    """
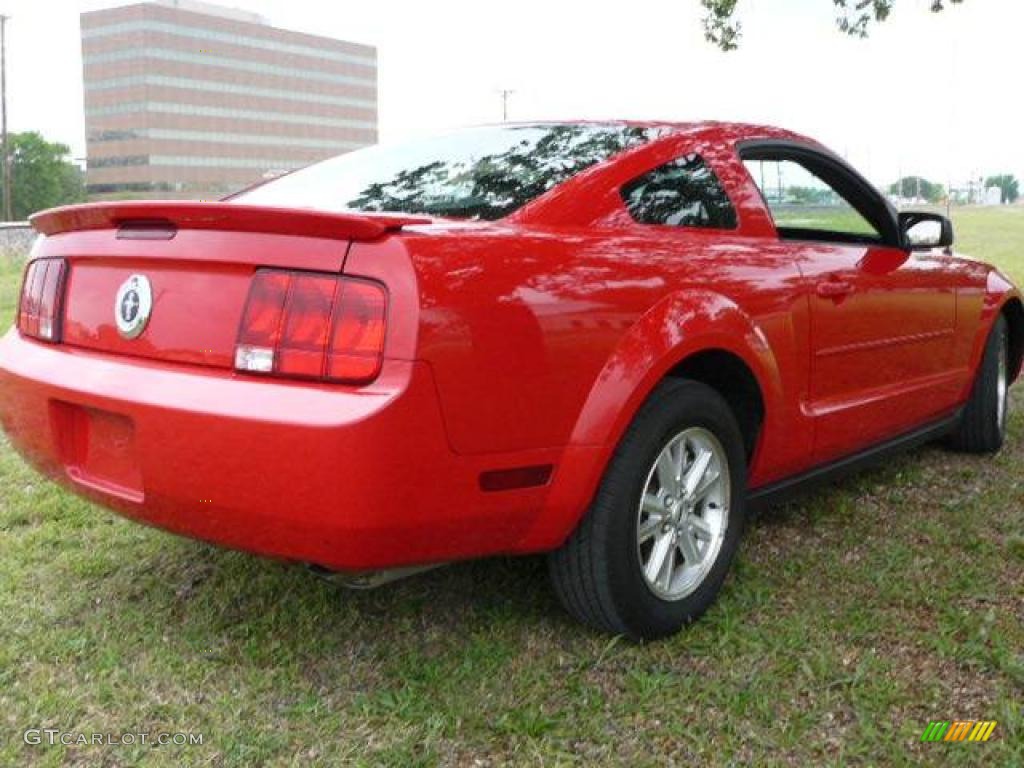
149 155 308 170
84 74 377 110
88 155 149 168
87 129 142 142
88 127 366 152
82 20 376 69
83 48 375 89
85 101 376 131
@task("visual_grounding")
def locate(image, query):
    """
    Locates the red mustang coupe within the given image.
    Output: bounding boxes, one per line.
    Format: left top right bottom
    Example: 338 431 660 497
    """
1 122 1020 640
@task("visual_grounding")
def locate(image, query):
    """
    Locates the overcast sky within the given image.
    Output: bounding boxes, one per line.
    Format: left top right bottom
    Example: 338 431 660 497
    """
0 0 1020 188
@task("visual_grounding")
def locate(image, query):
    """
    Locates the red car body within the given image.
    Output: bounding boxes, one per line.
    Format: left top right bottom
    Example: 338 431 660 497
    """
1 121 1021 576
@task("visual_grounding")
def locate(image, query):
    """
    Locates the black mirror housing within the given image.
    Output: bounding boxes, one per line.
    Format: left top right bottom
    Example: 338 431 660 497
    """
899 211 954 251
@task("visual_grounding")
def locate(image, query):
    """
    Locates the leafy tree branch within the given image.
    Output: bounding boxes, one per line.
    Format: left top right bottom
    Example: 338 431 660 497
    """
700 0 964 51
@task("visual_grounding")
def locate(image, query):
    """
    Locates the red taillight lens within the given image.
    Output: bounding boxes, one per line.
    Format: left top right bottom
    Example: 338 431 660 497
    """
327 279 388 382
278 274 339 378
17 258 67 342
235 270 387 384
235 271 290 374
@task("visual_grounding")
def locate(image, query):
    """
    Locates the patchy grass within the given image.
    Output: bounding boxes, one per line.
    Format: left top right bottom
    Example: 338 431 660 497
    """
0 254 22 327
1 208 1022 766
951 206 1024 284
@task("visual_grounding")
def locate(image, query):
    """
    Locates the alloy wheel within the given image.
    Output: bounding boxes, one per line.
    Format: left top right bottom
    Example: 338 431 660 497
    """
636 427 730 601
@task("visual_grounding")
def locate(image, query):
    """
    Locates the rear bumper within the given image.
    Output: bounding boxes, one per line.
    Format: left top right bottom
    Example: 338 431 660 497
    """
0 330 558 570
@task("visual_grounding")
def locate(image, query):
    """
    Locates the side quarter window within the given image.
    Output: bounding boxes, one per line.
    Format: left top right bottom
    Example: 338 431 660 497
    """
621 154 737 230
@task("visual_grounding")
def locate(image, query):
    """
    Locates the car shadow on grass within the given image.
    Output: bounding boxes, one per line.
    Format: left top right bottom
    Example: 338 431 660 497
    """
51 388 1021 673
129 434 962 644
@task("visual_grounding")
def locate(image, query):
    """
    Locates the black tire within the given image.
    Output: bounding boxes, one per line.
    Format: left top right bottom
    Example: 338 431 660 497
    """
548 379 748 641
948 316 1010 454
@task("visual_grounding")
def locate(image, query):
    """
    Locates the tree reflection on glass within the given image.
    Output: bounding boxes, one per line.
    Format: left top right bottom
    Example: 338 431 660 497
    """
621 154 737 230
236 124 663 220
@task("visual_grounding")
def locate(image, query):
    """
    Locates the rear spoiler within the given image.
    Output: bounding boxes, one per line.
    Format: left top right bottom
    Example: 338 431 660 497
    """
29 201 430 241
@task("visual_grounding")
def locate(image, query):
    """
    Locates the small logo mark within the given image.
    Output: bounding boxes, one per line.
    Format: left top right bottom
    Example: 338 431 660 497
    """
921 720 997 742
114 275 153 339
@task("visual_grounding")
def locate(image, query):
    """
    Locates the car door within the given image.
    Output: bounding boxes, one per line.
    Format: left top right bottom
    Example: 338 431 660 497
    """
741 147 959 464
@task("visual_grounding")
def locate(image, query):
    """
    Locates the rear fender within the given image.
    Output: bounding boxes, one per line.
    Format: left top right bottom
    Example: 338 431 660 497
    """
520 289 784 551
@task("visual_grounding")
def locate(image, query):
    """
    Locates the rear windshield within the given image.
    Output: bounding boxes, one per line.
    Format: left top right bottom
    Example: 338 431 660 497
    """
233 124 662 220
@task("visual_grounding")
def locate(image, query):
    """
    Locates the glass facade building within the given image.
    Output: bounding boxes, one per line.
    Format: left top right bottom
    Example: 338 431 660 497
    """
81 0 378 199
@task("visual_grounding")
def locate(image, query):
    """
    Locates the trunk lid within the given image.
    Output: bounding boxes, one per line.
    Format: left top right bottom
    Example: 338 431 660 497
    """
30 202 424 369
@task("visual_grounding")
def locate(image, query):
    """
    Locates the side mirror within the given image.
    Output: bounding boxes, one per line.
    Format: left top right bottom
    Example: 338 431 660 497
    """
899 211 953 251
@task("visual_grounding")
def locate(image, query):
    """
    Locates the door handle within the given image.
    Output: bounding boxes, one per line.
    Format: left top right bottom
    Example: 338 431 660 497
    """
816 280 854 298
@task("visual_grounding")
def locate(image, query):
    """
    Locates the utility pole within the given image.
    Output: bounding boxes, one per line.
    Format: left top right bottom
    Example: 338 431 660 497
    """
0 14 10 221
497 89 514 122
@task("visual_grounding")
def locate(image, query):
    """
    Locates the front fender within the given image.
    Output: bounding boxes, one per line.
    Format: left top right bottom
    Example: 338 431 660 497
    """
961 270 1024 396
518 289 791 552
984 270 1023 380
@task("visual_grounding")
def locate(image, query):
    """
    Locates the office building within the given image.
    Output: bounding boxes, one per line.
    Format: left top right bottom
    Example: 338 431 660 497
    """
81 0 378 198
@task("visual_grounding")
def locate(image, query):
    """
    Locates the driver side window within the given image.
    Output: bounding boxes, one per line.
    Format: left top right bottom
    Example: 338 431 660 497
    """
743 158 880 243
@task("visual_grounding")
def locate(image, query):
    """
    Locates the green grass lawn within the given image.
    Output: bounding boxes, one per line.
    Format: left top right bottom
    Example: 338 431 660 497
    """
951 206 1024 284
0 256 22 329
1 210 1022 766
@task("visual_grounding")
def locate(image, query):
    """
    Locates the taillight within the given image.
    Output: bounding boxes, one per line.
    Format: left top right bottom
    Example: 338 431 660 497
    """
235 269 387 384
17 258 68 343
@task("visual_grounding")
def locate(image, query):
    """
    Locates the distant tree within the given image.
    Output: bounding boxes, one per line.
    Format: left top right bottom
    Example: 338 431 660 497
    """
984 174 1019 204
787 186 834 205
889 176 944 204
700 0 964 51
0 132 86 220
57 163 87 208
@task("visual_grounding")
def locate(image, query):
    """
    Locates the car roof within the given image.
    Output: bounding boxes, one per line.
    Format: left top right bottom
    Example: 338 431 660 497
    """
488 119 821 148
480 120 833 227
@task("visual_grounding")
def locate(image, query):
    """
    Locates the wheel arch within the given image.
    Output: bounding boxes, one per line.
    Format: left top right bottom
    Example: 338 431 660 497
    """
977 269 1024 386
1001 296 1024 384
664 349 766 461
566 289 783 450
519 289 784 552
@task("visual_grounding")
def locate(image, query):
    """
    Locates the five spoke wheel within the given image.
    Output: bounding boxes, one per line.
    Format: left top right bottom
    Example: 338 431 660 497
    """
548 378 747 640
636 427 729 601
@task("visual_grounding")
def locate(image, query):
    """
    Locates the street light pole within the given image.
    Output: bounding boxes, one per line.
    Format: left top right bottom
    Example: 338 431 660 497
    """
0 14 10 221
